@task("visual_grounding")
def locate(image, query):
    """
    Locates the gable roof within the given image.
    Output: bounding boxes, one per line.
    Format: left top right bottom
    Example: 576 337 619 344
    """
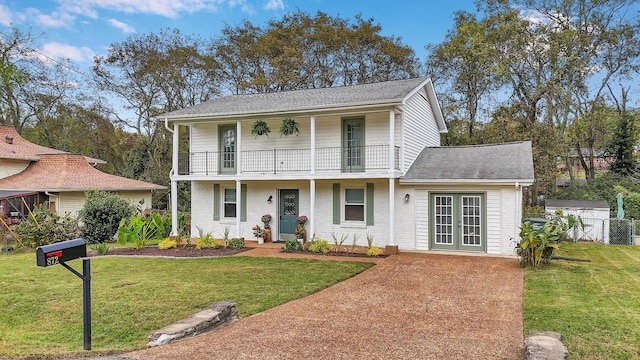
545 199 610 210
401 141 535 184
160 77 447 132
0 126 105 164
0 153 165 192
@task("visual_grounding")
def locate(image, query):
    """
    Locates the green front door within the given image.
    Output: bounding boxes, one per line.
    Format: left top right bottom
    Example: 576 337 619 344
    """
279 189 298 241
430 193 485 252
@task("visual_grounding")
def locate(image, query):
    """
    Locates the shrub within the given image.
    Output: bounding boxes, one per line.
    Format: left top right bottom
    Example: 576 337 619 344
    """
79 191 136 244
308 239 332 254
195 234 221 250
158 238 178 250
226 237 245 249
367 247 384 257
13 204 79 248
282 239 302 252
90 242 110 255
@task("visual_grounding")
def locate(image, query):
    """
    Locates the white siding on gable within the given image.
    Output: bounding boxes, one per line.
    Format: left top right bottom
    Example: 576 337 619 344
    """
402 88 441 172
0 159 30 179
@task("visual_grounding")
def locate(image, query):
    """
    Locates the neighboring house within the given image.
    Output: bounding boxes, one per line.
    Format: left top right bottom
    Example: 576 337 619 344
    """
161 77 534 255
0 126 165 220
557 148 611 173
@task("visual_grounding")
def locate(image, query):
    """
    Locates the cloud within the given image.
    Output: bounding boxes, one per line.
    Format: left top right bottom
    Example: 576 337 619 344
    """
108 18 135 33
264 0 284 10
26 7 76 28
39 42 95 62
59 0 230 19
0 4 13 26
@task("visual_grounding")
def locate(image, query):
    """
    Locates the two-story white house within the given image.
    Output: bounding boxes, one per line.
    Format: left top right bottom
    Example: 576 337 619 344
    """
161 77 534 255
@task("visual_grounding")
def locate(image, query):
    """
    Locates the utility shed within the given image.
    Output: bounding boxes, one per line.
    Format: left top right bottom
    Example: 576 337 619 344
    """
545 199 610 243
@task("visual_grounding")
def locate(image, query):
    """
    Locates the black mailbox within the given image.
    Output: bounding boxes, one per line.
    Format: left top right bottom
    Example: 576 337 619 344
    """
36 238 87 267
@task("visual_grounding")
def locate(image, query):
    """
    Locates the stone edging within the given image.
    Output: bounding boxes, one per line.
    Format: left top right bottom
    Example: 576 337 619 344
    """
524 331 568 359
147 301 238 347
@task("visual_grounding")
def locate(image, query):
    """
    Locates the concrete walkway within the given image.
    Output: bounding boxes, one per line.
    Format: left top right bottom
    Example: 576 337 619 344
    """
123 251 524 359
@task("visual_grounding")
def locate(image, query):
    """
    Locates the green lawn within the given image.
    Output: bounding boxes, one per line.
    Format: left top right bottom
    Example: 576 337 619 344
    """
0 252 373 358
524 241 640 359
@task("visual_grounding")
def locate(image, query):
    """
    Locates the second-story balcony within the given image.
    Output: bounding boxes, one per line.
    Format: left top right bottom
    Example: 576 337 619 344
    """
178 145 400 176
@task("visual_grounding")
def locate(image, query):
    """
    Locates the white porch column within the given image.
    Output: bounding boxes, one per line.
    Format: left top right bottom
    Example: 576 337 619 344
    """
389 110 395 172
389 178 395 246
235 121 242 238
236 180 241 237
170 121 179 236
310 116 316 174
388 110 396 245
309 179 316 241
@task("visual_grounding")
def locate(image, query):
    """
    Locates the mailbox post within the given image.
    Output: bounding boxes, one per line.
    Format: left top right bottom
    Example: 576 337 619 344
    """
36 238 91 350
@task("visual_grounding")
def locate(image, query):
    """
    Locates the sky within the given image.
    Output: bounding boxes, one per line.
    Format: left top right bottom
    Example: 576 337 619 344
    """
0 0 479 70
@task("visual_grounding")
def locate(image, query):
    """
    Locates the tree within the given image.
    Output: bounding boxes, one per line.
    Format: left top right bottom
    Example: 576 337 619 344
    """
607 86 637 176
0 27 77 134
426 11 501 140
93 29 215 209
214 10 422 94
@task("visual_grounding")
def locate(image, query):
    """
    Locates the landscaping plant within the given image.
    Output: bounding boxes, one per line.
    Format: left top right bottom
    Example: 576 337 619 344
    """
13 204 79 248
517 209 581 269
79 191 136 244
158 238 178 250
331 232 347 253
226 237 245 249
282 239 302 252
308 239 332 254
117 213 166 249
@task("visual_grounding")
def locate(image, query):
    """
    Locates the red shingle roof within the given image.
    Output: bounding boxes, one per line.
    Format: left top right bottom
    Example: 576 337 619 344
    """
0 153 165 191
0 126 105 164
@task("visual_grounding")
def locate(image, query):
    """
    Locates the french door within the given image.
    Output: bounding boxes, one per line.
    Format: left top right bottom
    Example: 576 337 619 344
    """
430 193 485 252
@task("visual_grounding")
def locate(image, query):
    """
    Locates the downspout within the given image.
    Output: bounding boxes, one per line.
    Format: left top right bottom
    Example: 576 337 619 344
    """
515 182 520 254
309 116 316 241
388 110 396 246
165 118 179 237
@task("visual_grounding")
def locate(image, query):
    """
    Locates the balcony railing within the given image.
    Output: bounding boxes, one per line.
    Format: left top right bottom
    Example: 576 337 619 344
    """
178 145 400 175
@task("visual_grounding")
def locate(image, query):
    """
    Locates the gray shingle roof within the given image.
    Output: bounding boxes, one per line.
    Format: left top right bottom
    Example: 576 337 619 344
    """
401 141 535 183
545 199 610 209
161 77 434 119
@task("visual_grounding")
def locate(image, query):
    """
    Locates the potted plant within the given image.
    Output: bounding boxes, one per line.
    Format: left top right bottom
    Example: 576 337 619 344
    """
295 215 308 241
280 118 300 136
252 225 265 244
250 120 271 137
261 214 273 242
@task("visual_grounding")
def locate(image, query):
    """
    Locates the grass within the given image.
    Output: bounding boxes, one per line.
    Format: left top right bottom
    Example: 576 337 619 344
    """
524 241 640 359
0 252 373 358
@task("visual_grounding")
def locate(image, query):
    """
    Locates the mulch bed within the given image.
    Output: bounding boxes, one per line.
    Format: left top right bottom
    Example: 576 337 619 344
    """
95 245 251 258
282 250 388 258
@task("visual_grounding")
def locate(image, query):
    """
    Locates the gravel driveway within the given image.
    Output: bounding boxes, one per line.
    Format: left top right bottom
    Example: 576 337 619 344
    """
124 252 524 359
